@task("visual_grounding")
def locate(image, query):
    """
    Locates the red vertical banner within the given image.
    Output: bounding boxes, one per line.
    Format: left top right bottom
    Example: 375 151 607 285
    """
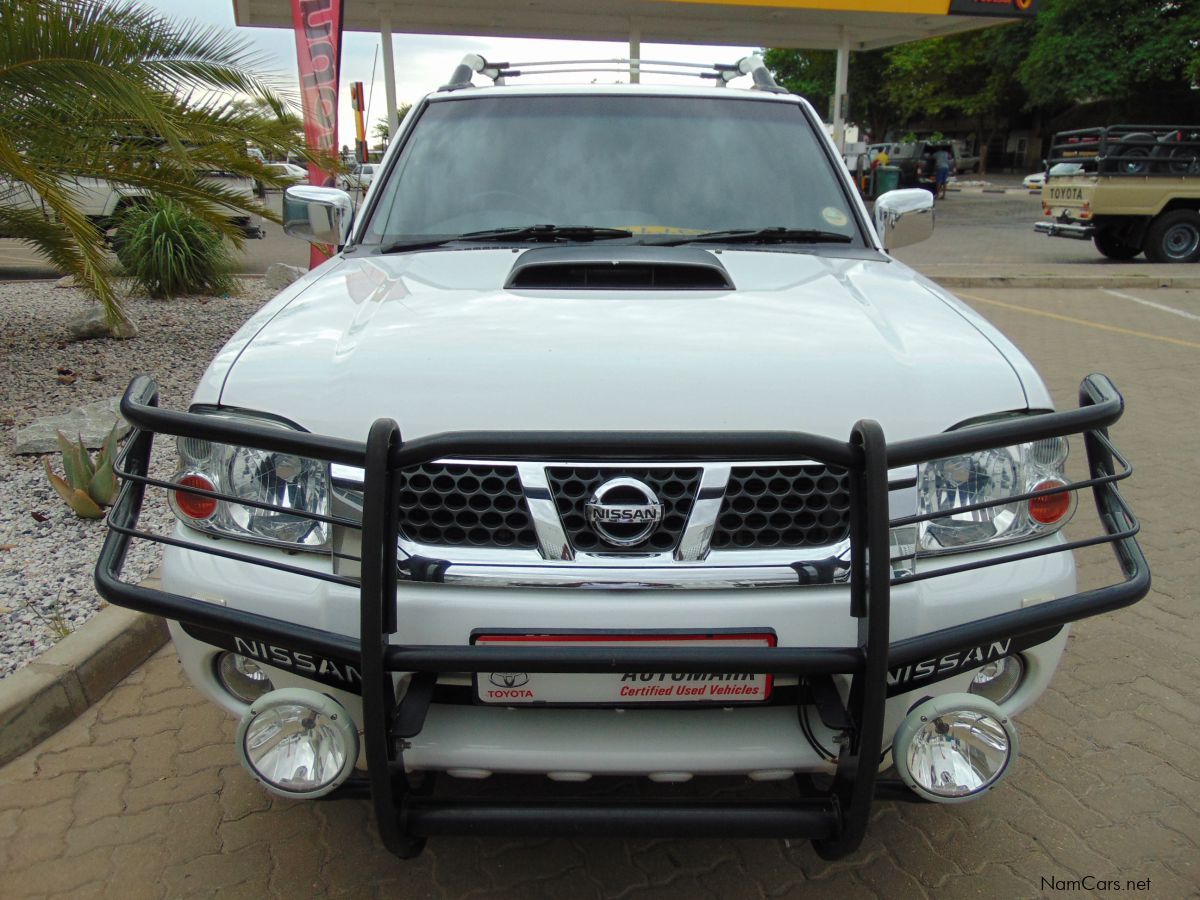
291 0 344 268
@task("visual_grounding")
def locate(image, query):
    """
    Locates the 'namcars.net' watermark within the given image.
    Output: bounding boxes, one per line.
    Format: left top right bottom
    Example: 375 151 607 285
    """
1042 876 1152 892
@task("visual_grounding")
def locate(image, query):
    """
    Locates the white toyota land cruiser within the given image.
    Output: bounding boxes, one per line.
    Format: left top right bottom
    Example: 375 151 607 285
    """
97 56 1148 861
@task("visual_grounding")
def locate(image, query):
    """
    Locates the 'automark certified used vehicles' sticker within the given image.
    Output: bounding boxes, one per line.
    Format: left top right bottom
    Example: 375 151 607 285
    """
473 632 775 705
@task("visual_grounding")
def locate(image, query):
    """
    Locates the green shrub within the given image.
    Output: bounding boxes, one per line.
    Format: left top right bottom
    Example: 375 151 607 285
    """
114 197 237 298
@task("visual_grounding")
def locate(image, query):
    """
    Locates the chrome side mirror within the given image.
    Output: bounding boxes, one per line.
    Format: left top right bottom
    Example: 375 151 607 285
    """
283 185 354 247
874 188 935 251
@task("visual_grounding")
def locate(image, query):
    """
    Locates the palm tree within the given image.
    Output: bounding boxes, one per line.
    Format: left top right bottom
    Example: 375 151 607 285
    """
0 0 335 330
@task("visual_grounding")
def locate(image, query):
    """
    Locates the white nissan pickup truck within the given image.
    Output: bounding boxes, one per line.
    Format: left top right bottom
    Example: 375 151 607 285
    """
97 56 1148 861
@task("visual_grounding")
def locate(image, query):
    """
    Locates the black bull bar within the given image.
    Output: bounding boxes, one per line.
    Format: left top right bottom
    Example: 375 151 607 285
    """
95 373 1148 860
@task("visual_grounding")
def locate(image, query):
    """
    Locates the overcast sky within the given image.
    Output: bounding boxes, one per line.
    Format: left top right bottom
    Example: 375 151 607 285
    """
144 0 758 146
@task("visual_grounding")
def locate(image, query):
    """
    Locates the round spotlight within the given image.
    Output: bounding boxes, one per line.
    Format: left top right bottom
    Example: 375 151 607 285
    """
894 694 1018 804
969 655 1024 705
236 688 358 799
215 652 274 704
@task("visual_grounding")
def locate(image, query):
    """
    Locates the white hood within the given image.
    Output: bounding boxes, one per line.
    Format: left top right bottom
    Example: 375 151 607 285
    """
213 249 1030 444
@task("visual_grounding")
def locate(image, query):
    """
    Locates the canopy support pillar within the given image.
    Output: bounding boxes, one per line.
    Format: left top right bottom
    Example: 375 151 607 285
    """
832 28 850 152
381 12 399 139
629 23 641 84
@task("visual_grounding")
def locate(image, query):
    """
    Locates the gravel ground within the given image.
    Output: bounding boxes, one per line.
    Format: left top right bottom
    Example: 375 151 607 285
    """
0 278 277 677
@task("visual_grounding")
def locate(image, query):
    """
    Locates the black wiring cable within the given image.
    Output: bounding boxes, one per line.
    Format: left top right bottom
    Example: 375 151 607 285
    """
798 688 838 762
797 681 895 766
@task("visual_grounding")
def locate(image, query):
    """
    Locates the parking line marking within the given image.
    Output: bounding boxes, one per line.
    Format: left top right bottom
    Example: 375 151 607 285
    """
1102 288 1200 323
956 291 1200 350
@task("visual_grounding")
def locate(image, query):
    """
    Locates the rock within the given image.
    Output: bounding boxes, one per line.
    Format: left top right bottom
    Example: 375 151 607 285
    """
54 276 77 289
265 262 306 291
14 397 131 454
64 306 138 341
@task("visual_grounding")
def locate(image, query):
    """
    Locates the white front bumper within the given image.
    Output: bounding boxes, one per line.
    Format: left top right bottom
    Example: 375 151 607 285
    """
164 530 1074 778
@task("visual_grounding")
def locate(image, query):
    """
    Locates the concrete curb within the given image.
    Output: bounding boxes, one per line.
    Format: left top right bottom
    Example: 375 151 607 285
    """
0 584 168 767
945 187 1031 195
923 273 1200 290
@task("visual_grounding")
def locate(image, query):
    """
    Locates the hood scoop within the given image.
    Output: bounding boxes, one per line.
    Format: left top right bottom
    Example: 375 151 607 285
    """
505 245 734 291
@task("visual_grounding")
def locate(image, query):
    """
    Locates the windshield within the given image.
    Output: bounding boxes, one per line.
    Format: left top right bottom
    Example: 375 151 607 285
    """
361 95 863 247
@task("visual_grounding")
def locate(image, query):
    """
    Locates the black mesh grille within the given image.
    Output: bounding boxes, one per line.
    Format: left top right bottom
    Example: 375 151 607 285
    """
546 467 702 553
711 465 851 550
397 463 537 548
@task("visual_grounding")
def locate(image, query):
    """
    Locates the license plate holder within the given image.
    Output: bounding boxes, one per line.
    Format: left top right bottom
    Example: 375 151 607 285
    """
472 630 776 706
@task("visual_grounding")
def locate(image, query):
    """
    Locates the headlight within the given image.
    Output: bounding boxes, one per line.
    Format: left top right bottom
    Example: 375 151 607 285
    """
917 433 1075 554
169 412 330 550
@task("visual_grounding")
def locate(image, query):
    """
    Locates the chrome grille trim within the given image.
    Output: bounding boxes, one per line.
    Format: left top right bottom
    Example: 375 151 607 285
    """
438 562 849 590
517 463 573 561
675 464 731 561
330 458 917 584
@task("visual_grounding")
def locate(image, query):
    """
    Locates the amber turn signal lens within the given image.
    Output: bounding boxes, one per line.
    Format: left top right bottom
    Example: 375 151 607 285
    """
173 473 218 520
1028 479 1071 524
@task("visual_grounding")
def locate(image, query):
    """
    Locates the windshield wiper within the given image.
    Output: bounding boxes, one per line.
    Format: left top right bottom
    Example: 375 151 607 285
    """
653 227 853 247
382 225 634 253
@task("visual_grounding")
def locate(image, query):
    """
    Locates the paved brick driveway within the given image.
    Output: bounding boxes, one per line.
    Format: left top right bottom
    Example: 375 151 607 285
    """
2 287 1198 899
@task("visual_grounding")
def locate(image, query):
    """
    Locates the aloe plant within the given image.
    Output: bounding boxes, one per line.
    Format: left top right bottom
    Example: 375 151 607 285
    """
42 424 121 518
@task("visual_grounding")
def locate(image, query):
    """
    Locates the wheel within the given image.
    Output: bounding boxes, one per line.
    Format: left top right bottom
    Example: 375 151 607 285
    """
1108 133 1154 175
1143 210 1200 263
1093 228 1141 260
1117 146 1151 174
1160 145 1200 176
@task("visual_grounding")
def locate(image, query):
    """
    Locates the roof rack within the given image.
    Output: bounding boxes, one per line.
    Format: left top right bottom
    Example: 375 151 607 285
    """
439 54 787 94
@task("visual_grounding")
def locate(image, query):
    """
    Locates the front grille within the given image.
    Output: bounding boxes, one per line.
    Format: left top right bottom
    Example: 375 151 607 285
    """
546 467 702 553
711 465 851 550
396 463 537 548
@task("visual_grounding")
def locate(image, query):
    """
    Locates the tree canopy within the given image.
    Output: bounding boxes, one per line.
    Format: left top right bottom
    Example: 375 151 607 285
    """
766 0 1199 150
1019 0 1200 108
763 47 898 140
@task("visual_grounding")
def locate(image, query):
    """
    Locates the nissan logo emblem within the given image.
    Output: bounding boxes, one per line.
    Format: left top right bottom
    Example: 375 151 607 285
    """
584 477 664 547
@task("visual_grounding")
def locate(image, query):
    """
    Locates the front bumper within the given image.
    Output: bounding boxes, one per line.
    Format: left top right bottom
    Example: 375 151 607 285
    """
162 536 1075 774
95 374 1148 859
168 615 1070 779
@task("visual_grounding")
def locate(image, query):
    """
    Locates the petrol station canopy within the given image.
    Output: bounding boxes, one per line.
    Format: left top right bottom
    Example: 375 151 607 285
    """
234 0 1033 52
233 0 1037 149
